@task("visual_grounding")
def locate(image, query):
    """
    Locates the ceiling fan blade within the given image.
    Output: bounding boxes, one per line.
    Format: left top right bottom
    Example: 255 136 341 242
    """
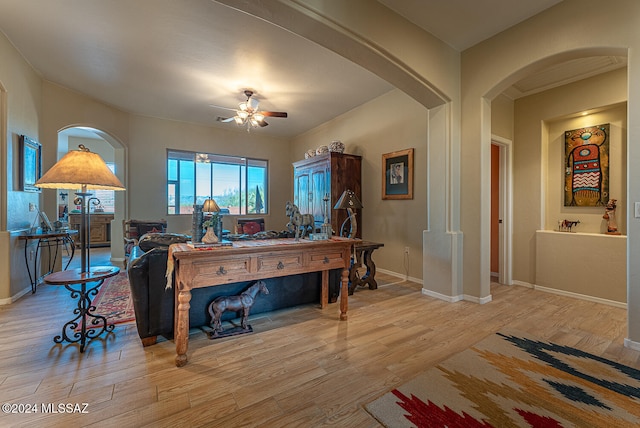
217 117 235 123
209 104 237 112
262 111 288 118
258 120 269 127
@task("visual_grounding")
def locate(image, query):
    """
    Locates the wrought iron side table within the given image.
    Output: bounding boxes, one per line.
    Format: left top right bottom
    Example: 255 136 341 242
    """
19 230 78 293
43 266 119 352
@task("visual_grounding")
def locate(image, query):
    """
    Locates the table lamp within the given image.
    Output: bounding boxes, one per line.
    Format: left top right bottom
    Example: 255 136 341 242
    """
334 189 363 238
203 198 220 214
35 144 125 273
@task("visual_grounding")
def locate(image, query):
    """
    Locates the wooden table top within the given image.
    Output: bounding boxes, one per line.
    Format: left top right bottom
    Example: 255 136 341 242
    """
43 266 120 285
354 240 384 250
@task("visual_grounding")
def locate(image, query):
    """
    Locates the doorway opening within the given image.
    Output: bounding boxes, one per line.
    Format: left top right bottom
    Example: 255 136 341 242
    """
491 135 513 285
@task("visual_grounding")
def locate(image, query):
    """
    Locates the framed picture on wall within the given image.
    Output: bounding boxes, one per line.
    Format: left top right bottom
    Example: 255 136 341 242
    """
382 148 414 200
20 135 42 192
564 124 609 207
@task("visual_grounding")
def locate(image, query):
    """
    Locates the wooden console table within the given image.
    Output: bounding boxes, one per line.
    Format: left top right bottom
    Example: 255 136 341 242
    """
170 237 353 367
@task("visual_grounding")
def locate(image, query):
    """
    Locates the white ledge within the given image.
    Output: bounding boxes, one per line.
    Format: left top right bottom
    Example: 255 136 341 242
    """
536 230 626 238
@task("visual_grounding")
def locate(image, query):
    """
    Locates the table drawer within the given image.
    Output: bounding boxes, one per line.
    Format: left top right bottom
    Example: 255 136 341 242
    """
256 254 303 275
307 249 347 270
193 256 251 280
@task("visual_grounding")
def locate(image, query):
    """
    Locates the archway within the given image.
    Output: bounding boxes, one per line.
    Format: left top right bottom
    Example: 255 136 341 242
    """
55 126 127 264
483 49 628 298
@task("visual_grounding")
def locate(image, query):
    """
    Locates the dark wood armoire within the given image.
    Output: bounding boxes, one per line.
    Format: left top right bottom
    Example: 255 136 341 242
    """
292 152 362 238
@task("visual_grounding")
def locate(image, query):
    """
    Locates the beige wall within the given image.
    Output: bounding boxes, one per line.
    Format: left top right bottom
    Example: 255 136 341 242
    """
0 28 42 301
513 69 627 285
491 94 514 141
291 89 428 281
536 231 626 304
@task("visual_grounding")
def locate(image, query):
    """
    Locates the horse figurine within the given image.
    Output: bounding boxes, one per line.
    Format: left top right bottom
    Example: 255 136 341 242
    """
208 280 269 334
285 201 314 240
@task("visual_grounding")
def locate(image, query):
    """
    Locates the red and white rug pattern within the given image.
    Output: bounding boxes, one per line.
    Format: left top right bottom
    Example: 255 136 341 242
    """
366 330 640 427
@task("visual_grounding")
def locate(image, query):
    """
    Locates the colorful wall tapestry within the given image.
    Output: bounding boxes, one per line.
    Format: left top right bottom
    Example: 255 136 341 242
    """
564 124 610 206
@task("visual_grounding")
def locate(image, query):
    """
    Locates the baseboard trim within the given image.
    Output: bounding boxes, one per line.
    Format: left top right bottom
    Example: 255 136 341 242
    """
0 285 32 305
377 268 422 285
512 280 533 288
463 294 493 304
524 284 627 309
624 338 640 351
421 288 463 303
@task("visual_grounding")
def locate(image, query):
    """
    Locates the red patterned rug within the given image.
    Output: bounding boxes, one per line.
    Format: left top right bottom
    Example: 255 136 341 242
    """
366 330 640 427
89 271 135 326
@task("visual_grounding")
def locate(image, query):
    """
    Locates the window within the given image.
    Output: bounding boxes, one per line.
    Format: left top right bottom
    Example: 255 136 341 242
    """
167 150 268 215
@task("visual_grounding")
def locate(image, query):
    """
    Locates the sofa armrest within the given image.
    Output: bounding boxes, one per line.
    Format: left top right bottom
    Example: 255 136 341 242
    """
127 247 175 341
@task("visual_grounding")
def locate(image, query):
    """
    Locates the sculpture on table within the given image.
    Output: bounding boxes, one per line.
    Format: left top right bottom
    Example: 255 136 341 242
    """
208 281 269 338
285 201 314 240
603 198 621 235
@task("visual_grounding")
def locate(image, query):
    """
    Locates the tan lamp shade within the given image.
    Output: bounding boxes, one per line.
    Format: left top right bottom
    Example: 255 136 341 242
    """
35 145 125 190
203 198 221 213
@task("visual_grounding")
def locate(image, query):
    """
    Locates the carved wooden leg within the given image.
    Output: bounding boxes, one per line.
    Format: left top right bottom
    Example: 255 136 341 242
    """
321 269 328 308
363 249 378 290
340 267 349 320
141 336 157 347
175 288 191 367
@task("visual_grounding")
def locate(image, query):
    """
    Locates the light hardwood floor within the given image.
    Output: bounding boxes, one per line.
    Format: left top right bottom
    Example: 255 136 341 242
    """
1 253 637 427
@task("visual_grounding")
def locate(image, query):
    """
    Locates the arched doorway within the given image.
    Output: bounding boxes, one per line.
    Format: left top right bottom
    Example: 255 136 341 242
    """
56 126 127 265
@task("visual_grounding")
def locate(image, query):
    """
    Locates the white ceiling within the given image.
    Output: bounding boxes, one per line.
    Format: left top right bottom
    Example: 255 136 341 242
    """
0 0 622 139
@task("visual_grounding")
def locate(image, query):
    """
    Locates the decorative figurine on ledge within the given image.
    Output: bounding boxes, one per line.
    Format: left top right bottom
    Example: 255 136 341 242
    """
285 201 314 240
558 219 580 232
603 198 621 235
208 280 269 339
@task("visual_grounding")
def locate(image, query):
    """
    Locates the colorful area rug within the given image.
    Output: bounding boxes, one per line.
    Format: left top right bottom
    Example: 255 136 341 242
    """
89 271 135 326
366 330 640 427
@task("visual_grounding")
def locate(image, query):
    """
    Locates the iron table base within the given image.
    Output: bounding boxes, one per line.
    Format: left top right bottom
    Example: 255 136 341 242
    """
54 279 114 352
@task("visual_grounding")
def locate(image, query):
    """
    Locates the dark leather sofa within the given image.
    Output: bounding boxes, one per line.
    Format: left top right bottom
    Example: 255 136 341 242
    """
127 233 341 346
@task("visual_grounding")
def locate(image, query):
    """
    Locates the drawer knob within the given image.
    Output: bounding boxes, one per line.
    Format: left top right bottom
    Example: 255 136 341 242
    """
323 256 330 264
216 266 227 275
277 261 285 270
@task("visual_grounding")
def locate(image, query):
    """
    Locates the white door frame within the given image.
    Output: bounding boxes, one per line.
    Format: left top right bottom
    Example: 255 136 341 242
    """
491 135 513 285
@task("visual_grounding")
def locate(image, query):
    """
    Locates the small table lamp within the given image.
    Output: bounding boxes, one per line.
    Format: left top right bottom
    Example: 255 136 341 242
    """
203 198 220 214
35 144 125 273
334 189 363 238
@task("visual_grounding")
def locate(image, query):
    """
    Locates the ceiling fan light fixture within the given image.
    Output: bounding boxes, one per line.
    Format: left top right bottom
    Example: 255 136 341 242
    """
247 97 259 111
212 90 287 132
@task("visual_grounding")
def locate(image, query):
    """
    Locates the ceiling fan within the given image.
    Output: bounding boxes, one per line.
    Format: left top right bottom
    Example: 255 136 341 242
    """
212 90 288 131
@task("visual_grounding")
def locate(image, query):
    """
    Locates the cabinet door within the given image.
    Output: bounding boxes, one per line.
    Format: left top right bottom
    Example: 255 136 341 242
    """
293 170 310 215
90 224 107 243
310 167 328 225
